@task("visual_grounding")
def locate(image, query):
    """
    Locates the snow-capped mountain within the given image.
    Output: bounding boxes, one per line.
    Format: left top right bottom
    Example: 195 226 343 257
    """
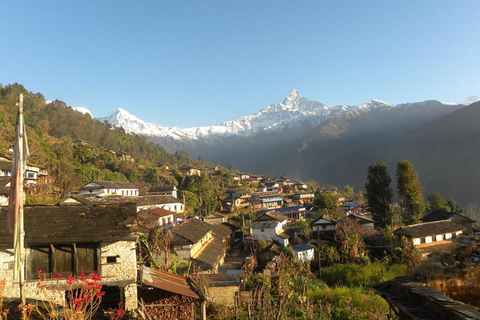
98 89 397 142
463 95 480 105
71 106 93 117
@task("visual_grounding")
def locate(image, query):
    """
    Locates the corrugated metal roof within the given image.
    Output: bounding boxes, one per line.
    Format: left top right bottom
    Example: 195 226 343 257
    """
141 266 200 299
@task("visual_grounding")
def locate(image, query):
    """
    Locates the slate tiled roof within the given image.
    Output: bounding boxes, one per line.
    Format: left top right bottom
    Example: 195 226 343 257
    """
292 244 315 252
394 220 465 239
171 219 212 245
311 215 337 226
193 235 225 269
255 212 287 222
210 224 232 239
148 185 176 193
251 220 280 229
0 203 137 246
421 210 475 224
82 181 138 190
340 214 374 225
68 195 181 206
373 277 480 320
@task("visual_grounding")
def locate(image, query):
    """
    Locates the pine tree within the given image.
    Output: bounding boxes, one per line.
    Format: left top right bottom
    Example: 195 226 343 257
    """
365 162 393 229
397 160 425 225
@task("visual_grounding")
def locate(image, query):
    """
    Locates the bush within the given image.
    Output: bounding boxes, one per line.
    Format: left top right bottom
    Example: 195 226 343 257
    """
319 262 407 287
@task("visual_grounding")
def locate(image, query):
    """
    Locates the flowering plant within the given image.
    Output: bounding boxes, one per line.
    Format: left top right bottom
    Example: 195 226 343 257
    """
36 271 113 320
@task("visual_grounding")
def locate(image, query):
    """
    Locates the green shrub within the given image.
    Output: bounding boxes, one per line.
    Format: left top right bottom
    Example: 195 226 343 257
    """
319 262 407 287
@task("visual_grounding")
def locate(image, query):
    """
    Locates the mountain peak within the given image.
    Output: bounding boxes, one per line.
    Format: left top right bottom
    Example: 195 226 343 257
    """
283 89 302 104
463 95 480 105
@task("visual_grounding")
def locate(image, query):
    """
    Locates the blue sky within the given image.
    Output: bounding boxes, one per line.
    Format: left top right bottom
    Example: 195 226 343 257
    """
1 1 479 127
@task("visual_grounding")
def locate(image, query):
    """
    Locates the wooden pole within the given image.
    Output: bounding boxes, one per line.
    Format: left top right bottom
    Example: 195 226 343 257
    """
18 93 25 304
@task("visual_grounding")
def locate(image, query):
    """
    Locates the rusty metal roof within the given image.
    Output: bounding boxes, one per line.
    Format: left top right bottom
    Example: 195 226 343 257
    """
141 266 200 299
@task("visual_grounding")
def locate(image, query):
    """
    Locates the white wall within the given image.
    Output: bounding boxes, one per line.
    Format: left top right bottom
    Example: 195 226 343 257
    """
295 249 314 262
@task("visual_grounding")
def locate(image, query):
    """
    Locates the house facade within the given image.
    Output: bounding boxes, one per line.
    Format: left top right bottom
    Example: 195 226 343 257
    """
292 244 315 262
78 181 139 196
147 185 178 198
0 203 139 310
251 212 289 247
394 220 464 247
0 155 48 186
65 195 185 214
170 219 229 272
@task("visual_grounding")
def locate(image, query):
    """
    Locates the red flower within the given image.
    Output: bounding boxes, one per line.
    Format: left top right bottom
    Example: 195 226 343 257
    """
52 273 62 279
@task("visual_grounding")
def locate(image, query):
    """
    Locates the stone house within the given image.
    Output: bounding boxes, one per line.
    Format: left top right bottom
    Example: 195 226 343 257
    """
420 210 476 234
339 214 375 231
248 193 283 209
292 192 315 204
138 207 177 230
203 213 226 225
250 212 289 247
394 220 464 247
78 181 139 196
179 165 201 176
147 185 178 198
170 219 230 272
65 194 185 213
0 203 139 310
311 215 337 233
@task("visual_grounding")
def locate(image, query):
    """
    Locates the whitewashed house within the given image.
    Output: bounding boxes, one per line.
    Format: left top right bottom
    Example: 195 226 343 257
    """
63 195 185 214
78 181 139 196
292 244 315 262
311 215 336 233
147 185 178 198
394 220 464 247
251 212 289 247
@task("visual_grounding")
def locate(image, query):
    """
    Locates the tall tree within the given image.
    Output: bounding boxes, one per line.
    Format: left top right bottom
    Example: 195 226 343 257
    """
397 160 425 225
365 162 393 229
427 191 449 211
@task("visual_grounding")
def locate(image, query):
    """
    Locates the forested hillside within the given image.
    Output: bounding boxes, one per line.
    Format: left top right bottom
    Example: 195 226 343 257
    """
0 83 195 195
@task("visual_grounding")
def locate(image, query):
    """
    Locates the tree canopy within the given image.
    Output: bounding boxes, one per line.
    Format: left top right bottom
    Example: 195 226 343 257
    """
365 162 393 229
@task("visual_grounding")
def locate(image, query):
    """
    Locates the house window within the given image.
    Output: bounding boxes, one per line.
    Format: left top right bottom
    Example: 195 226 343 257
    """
28 243 97 280
420 238 426 244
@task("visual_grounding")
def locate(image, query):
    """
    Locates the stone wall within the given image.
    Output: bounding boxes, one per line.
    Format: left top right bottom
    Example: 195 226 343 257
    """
100 240 138 310
0 240 138 310
207 285 239 307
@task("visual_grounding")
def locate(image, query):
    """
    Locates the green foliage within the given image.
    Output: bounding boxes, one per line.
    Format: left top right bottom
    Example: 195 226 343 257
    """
314 192 338 215
144 167 160 184
183 173 218 216
26 194 60 205
427 191 450 211
74 164 128 184
365 162 393 229
397 160 425 225
181 190 200 212
319 262 407 287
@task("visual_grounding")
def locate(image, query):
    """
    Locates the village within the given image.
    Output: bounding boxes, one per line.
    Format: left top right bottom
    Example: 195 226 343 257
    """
1 141 480 320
